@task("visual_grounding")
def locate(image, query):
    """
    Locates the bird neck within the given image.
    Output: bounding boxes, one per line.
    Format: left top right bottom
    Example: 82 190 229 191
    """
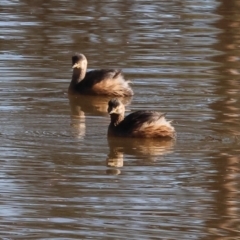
70 68 87 88
110 113 124 126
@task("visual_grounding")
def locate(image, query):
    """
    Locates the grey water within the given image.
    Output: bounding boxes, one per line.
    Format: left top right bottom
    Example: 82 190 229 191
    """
0 0 240 239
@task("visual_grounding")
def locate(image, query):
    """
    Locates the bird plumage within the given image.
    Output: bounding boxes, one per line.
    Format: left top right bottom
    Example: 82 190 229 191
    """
69 53 133 96
107 98 176 139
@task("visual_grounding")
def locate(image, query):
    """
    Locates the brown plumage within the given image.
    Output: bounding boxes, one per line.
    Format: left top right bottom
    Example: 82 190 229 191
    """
68 53 133 96
107 98 176 139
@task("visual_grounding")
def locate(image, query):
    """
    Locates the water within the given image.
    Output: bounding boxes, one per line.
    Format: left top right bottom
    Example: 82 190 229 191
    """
0 0 240 239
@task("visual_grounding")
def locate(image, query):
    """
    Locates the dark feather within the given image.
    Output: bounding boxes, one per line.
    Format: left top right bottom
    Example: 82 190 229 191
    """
82 69 121 87
69 53 133 96
116 111 166 135
74 69 123 94
107 98 175 138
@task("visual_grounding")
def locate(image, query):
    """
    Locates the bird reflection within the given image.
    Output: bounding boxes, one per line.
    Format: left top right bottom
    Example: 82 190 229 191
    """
106 137 175 172
68 94 132 139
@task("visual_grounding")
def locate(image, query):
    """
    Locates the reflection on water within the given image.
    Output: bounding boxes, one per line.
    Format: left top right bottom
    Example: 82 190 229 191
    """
68 95 132 139
69 94 132 116
107 137 175 170
0 0 240 239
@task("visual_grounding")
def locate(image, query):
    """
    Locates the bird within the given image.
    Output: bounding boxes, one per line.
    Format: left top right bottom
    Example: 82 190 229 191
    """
68 53 133 96
107 98 176 139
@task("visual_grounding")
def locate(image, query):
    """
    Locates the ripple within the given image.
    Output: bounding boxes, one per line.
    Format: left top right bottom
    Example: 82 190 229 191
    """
0 0 240 239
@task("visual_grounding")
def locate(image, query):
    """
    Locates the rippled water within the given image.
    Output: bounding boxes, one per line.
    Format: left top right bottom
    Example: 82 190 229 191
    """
0 0 240 239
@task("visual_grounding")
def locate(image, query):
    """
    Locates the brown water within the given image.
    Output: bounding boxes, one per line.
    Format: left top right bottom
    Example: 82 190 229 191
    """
0 0 240 239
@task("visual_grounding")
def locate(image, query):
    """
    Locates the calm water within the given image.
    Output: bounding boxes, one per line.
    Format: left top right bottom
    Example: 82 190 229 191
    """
0 0 240 239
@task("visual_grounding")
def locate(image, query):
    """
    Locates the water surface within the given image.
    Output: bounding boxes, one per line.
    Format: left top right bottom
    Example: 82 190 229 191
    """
0 0 240 239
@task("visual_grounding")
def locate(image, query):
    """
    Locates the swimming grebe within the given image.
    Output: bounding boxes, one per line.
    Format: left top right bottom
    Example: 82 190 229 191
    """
69 53 133 96
107 98 176 138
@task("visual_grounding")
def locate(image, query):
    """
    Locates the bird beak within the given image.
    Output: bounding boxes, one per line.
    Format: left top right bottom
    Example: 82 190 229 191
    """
108 108 115 115
72 63 80 69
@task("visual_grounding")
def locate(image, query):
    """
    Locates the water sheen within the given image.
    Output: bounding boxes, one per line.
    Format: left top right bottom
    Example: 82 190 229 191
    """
0 0 240 239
